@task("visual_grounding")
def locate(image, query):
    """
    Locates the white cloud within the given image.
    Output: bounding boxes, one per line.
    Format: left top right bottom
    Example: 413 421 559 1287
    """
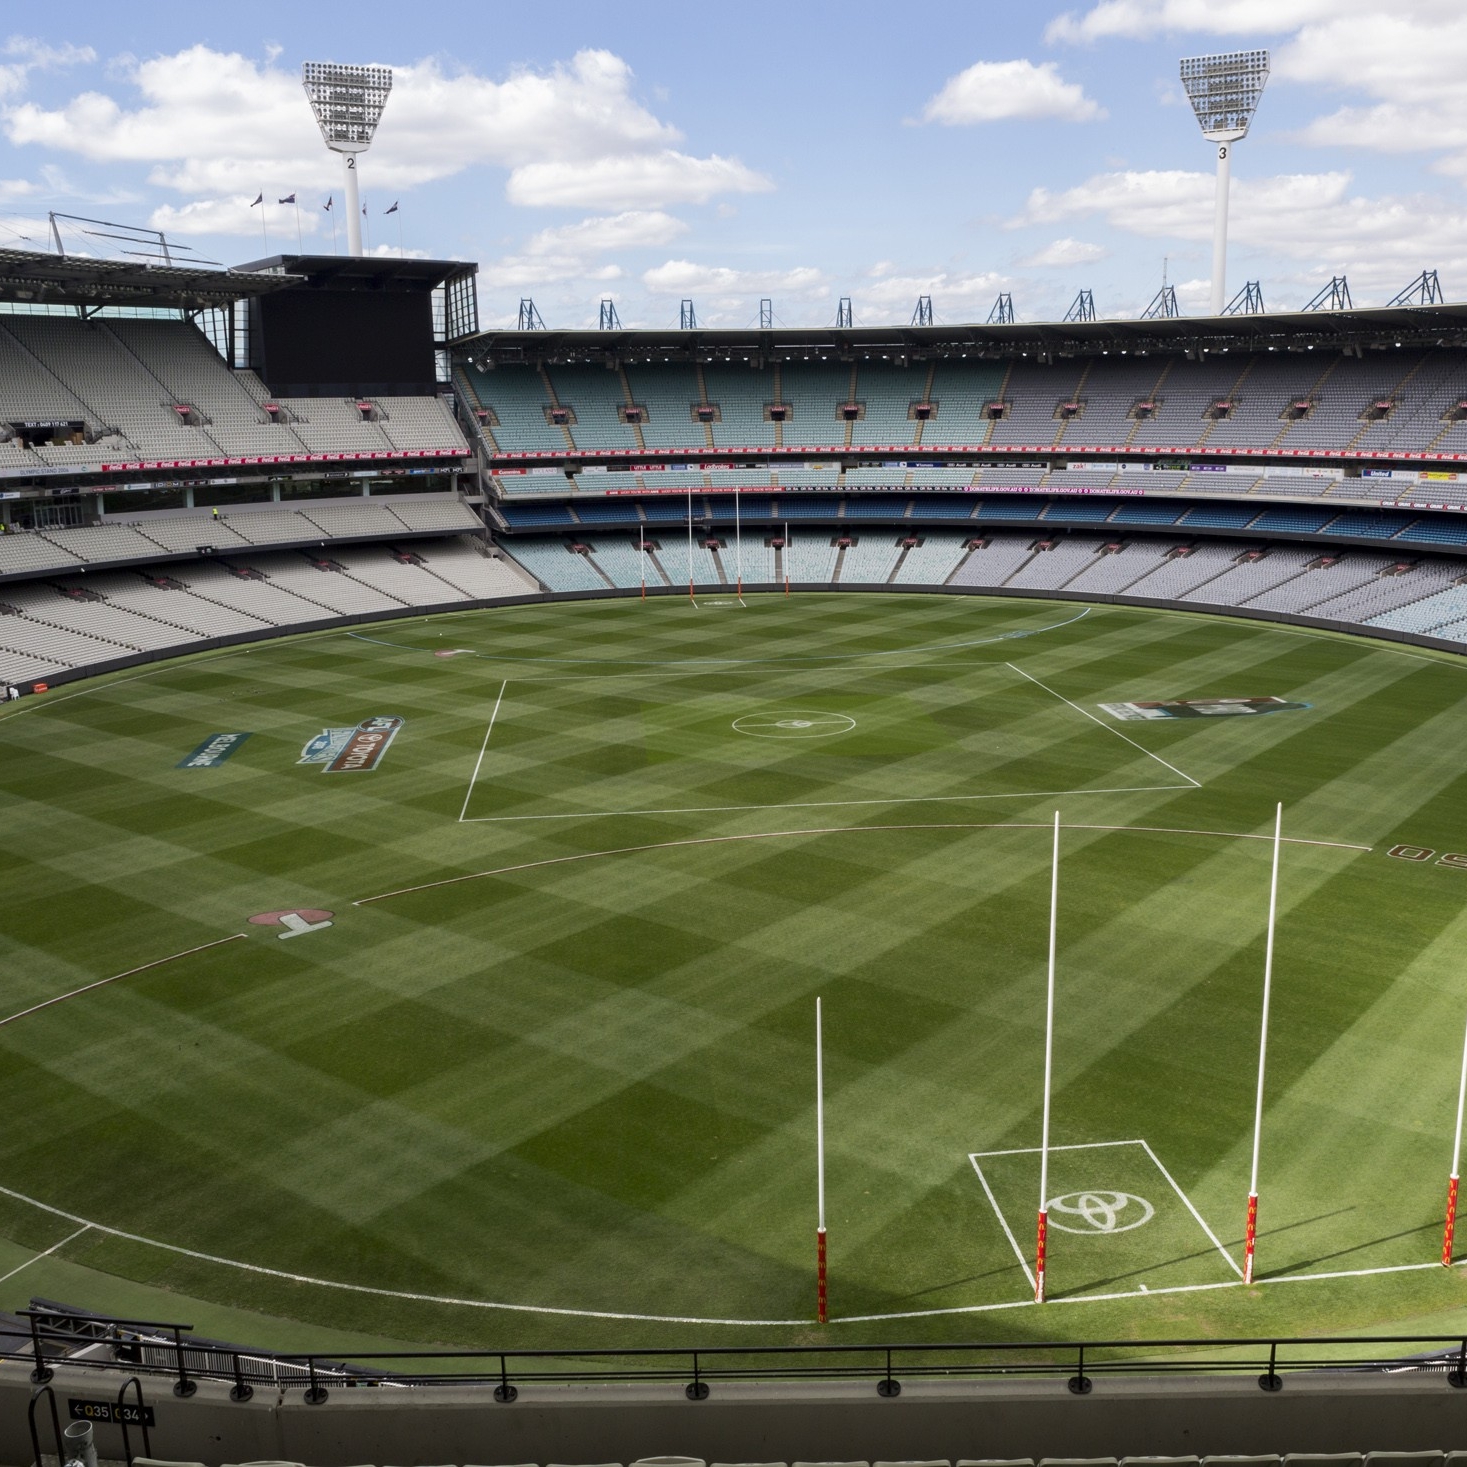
858 264 1008 321
3 45 770 217
922 59 1104 125
481 210 685 288
1045 1 1356 43
642 260 826 297
1022 237 1108 267
506 152 770 209
148 195 321 240
1010 165 1467 301
0 36 95 100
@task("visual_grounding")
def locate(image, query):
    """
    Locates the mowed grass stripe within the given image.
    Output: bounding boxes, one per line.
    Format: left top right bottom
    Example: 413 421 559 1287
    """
8 595 1467 1345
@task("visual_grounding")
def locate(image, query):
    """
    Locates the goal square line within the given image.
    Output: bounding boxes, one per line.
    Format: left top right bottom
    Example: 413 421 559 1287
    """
457 661 1203 824
968 1138 1242 1302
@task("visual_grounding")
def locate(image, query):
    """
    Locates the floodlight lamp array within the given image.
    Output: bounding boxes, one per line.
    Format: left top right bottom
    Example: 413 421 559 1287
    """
1179 50 1269 142
301 62 393 153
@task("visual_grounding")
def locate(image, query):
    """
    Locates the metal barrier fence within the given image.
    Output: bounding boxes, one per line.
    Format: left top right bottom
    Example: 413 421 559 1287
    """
7 1307 1467 1406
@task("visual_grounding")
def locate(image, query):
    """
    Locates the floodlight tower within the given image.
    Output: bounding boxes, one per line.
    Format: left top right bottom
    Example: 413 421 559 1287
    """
1180 50 1269 316
302 62 393 258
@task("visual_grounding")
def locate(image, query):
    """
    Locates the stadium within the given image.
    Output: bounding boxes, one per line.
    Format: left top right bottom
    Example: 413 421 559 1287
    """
8 29 1467 1467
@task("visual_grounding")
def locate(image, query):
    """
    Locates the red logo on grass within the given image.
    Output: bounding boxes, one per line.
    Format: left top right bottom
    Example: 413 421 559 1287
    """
250 909 334 939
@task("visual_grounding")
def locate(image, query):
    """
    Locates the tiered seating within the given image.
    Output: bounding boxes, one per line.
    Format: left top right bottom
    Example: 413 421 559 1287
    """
849 364 919 447
626 364 707 451
920 361 1009 448
1180 546 1319 605
106 319 307 457
837 537 901 582
5 316 207 460
506 539 609 592
463 364 565 452
1064 541 1178 594
547 365 642 452
891 532 969 585
704 364 777 449
374 396 465 451
281 397 395 454
777 363 850 448
1005 536 1110 590
785 533 840 582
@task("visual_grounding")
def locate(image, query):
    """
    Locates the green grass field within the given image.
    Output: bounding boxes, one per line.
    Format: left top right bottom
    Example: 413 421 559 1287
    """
6 590 1467 1355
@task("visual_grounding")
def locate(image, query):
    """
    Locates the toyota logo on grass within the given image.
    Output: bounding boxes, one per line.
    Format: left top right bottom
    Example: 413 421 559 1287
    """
1045 1191 1155 1234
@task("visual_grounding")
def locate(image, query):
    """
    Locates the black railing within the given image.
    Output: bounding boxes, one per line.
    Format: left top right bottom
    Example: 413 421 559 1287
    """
8 1309 1467 1404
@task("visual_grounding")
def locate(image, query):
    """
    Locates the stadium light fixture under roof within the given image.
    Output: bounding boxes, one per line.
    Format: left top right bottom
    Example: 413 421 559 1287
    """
1180 50 1269 318
302 62 393 259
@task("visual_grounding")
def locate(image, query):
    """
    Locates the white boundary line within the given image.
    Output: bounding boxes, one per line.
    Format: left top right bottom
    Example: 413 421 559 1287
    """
461 660 1200 823
1137 1137 1244 1279
457 679 507 823
0 1223 91 1286
357 822 1370 906
968 1157 1037 1292
459 783 1194 825
968 1139 1240 1291
1006 663 1202 789
0 1164 1447 1327
0 936 248 1029
345 606 1096 671
0 1182 804 1327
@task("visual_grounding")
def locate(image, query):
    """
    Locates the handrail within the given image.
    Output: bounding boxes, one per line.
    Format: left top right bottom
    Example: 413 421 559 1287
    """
6 1310 1467 1402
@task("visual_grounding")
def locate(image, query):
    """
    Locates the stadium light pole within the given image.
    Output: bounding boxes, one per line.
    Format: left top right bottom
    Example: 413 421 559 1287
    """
1442 1013 1467 1266
1243 802 1283 1286
302 63 393 259
1180 51 1269 316
1035 810 1060 1304
816 995 828 1324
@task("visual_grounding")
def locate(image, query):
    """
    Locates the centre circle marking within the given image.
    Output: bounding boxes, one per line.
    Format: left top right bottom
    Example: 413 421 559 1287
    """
731 710 857 739
1046 1191 1155 1234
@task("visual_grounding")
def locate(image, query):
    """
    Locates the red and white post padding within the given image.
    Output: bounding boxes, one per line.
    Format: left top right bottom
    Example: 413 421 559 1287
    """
1444 1177 1460 1268
817 1226 828 1323
1035 1209 1048 1303
1243 1192 1259 1285
1445 1012 1467 1267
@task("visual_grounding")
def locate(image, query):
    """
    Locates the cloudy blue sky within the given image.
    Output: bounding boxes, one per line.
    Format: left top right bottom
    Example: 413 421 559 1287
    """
0 1 1463 329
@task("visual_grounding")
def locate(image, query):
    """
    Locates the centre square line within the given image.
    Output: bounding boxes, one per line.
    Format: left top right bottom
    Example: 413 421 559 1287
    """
455 660 1203 824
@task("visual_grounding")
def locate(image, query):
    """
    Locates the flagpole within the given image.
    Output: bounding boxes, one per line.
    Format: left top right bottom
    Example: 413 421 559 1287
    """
1244 802 1283 1286
816 994 827 1324
294 199 302 253
687 483 695 604
326 198 337 254
784 519 790 596
256 192 267 253
639 530 646 602
1443 1013 1467 1267
1035 809 1060 1304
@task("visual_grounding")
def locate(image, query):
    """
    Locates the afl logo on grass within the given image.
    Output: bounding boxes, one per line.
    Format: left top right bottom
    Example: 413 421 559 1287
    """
1046 1191 1155 1234
298 716 404 773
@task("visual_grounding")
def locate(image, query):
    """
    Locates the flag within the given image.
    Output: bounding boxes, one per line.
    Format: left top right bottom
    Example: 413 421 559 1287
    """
362 206 367 216
385 201 398 215
323 196 333 211
250 193 263 207
278 193 296 205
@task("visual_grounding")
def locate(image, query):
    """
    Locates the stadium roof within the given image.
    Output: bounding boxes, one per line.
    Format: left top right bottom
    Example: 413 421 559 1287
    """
235 254 477 292
459 301 1467 363
0 247 300 310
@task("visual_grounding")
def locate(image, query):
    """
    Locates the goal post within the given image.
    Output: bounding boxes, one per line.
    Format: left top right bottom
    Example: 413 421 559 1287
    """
1243 802 1283 1285
1036 810 1059 1303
